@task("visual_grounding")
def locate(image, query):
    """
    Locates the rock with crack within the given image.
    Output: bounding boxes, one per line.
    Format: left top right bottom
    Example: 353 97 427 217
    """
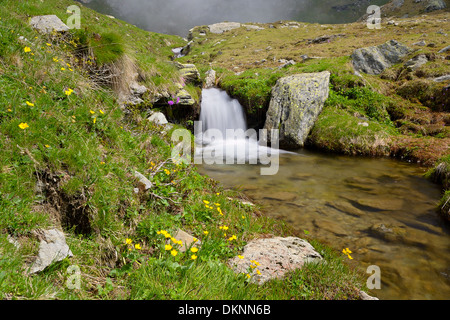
351 40 411 75
228 236 323 284
263 71 330 148
29 15 70 34
29 229 73 274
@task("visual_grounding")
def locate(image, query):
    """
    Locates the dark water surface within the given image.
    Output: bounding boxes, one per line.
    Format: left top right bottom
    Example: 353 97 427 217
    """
198 150 450 300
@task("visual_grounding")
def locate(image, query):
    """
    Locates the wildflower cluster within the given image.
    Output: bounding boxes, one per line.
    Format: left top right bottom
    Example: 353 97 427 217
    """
157 230 200 261
342 248 353 260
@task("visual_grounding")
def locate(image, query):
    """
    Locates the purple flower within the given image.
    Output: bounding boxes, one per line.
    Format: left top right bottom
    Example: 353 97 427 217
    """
168 100 174 106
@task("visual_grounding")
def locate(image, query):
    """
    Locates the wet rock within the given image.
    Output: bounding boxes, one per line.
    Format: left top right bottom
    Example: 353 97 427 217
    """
369 223 407 242
356 198 405 211
263 191 297 201
351 40 410 75
263 71 330 148
29 15 69 34
208 22 241 34
313 218 349 236
204 69 216 88
29 229 73 274
326 200 364 217
228 237 323 284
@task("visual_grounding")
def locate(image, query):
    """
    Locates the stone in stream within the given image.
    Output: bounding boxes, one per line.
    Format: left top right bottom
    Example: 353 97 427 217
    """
351 40 411 75
228 236 323 285
326 200 365 218
313 218 349 236
263 71 330 149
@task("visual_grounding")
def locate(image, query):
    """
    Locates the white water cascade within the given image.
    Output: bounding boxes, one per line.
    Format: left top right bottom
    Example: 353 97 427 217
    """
195 88 291 169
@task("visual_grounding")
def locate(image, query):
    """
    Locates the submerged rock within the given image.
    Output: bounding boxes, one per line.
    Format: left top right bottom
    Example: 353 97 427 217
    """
263 71 330 149
228 236 323 284
351 40 411 75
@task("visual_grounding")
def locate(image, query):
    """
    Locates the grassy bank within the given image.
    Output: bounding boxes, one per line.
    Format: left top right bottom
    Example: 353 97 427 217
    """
0 0 369 300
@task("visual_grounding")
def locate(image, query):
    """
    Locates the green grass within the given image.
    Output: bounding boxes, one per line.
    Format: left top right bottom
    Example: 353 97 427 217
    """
0 0 369 300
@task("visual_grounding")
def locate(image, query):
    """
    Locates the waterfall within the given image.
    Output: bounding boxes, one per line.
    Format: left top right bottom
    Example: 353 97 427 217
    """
195 88 290 167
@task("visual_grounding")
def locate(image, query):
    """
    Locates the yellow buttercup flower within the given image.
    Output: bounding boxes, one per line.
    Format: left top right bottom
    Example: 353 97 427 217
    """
203 200 210 205
24 47 31 53
46 43 52 47
135 244 141 250
203 231 209 235
125 238 132 245
256 269 261 275
165 244 172 251
238 255 244 259
170 249 178 256
18 122 29 130
190 247 198 253
26 101 34 107
191 254 197 260
44 144 50 148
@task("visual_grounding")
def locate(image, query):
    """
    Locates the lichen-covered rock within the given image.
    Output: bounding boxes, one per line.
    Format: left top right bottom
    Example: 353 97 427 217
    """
351 40 410 75
174 62 200 84
263 71 330 149
425 0 447 12
29 15 70 34
228 237 323 284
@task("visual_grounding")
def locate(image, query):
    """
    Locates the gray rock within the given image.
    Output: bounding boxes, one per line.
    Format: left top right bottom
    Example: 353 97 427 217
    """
29 15 70 34
351 40 411 75
425 0 446 12
208 22 241 34
29 229 73 274
263 71 330 148
133 170 153 191
204 69 216 88
129 82 147 96
438 45 450 53
147 112 168 125
359 290 379 300
433 74 450 82
228 237 323 284
413 40 427 46
176 89 196 106
404 54 428 71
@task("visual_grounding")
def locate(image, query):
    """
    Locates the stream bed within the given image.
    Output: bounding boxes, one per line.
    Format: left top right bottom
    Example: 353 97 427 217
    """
198 150 450 300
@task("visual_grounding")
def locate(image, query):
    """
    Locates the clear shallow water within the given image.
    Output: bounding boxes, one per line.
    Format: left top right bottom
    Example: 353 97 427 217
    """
198 150 450 300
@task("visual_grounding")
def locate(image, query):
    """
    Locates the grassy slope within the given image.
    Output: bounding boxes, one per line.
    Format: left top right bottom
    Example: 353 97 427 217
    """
0 0 368 300
180 9 450 219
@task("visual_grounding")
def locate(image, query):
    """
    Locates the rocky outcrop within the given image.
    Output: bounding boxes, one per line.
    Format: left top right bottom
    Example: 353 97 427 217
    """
228 236 323 284
174 62 201 85
263 72 330 149
351 40 410 75
208 22 241 34
425 0 447 12
29 15 69 34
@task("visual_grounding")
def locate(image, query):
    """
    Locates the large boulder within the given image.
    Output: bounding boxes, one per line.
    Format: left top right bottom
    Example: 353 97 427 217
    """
228 237 323 284
351 40 410 75
29 15 70 34
263 71 330 149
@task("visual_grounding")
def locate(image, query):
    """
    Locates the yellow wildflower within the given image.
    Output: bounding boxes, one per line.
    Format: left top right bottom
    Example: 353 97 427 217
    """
44 144 50 148
256 269 261 275
99 109 104 114
192 237 198 242
135 244 141 250
238 255 244 259
246 274 251 279
203 231 209 236
26 101 34 107
125 238 132 245
53 57 58 62
24 47 31 53
170 249 178 256
89 110 95 114
18 122 29 130
191 254 197 260
203 200 210 205
46 43 52 47
64 88 74 96
7 108 12 112
190 247 198 253
165 244 172 251
93 117 96 124
61 67 66 71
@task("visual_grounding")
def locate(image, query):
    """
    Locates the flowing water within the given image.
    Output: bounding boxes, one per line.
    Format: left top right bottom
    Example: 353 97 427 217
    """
197 88 450 300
